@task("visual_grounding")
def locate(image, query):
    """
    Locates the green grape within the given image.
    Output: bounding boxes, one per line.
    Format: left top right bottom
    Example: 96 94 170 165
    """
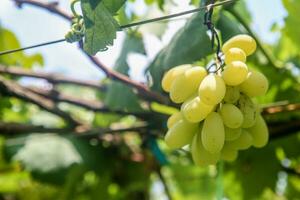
247 115 269 148
219 104 244 128
222 34 257 56
170 66 207 103
191 129 220 166
221 143 238 162
167 112 182 129
222 61 248 86
238 94 258 128
224 86 240 104
227 129 253 150
164 119 198 149
239 70 269 97
182 96 214 123
224 126 242 141
224 47 247 65
162 64 191 92
198 74 226 105
201 112 225 153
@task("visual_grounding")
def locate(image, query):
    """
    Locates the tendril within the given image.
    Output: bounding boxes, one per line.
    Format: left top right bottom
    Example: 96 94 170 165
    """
65 0 85 43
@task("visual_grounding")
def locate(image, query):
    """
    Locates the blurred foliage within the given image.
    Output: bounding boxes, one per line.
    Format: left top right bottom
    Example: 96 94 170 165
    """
0 0 300 200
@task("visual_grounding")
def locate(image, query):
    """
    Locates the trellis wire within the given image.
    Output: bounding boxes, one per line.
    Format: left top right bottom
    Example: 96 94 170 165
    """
0 0 236 56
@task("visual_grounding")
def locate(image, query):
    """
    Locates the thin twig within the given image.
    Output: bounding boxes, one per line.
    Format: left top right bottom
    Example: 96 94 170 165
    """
27 86 154 118
0 122 72 136
0 76 80 127
262 103 300 115
77 124 149 139
156 167 173 200
0 65 105 90
268 119 300 140
0 121 149 138
14 0 72 20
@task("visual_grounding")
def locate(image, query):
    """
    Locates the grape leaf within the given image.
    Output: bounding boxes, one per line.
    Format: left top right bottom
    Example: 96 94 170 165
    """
81 0 126 55
147 11 212 92
281 0 300 50
0 28 43 68
216 11 243 42
103 0 127 14
104 33 145 112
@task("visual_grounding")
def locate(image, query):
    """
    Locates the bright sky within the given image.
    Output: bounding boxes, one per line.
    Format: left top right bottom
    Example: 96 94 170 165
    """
0 0 287 83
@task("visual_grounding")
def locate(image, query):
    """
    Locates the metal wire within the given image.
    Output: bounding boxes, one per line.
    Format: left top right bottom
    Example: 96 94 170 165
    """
204 0 225 72
0 0 236 56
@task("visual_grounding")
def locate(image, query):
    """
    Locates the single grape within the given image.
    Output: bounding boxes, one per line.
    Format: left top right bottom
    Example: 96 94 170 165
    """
247 115 269 148
238 94 258 128
221 143 238 162
201 112 225 153
191 129 220 166
162 64 191 92
222 34 257 56
222 61 248 86
170 66 207 103
224 47 247 65
224 86 240 104
227 129 253 150
182 96 214 123
164 119 198 149
224 126 242 141
239 70 269 97
219 104 244 128
198 74 226 105
167 112 182 129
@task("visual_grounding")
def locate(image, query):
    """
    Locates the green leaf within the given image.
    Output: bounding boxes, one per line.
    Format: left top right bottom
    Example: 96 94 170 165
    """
216 11 243 43
281 0 300 50
104 33 145 112
147 11 212 92
103 0 127 14
0 28 44 68
81 0 126 55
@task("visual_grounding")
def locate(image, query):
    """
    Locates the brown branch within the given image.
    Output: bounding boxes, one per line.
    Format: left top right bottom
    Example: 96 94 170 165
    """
0 76 80 127
12 0 168 104
27 87 154 118
0 121 149 138
0 65 105 91
0 122 71 135
262 103 300 115
268 119 300 140
84 51 168 104
77 124 149 139
13 0 72 20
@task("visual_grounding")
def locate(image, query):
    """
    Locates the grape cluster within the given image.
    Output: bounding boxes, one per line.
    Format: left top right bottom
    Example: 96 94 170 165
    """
162 34 269 166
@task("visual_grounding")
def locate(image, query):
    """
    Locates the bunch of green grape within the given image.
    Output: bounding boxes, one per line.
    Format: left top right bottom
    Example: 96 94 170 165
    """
162 34 269 166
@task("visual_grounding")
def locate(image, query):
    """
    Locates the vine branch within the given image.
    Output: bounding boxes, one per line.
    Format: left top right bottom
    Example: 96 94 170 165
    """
0 76 81 127
27 87 153 118
0 121 149 138
0 65 105 90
